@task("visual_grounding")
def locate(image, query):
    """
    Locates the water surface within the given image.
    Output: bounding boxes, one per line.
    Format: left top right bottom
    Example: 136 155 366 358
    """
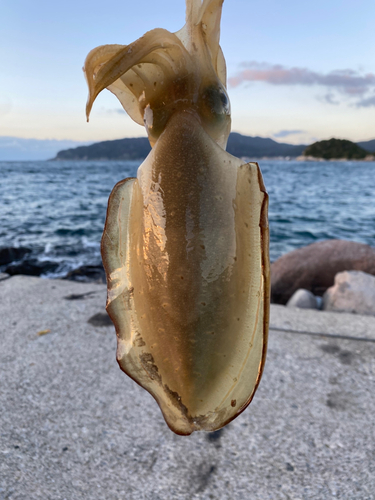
1 160 374 277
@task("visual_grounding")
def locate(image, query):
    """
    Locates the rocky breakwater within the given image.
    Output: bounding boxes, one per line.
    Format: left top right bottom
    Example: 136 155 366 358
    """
0 247 31 266
271 239 375 305
63 264 105 284
0 246 59 277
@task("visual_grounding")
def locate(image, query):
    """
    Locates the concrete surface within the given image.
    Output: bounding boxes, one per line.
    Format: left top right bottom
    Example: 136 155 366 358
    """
0 276 374 500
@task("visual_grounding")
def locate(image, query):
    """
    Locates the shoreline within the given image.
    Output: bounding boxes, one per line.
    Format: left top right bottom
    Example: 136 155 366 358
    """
296 154 375 162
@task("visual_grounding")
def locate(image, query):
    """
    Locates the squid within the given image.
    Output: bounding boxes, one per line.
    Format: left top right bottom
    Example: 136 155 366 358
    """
84 0 270 435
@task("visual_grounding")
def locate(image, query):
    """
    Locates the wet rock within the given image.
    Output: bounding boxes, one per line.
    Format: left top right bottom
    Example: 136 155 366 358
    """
323 270 375 316
64 264 106 284
286 289 319 310
271 240 375 304
0 247 31 266
6 259 59 277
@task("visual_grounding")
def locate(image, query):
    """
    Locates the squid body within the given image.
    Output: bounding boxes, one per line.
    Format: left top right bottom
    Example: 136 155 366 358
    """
84 0 270 435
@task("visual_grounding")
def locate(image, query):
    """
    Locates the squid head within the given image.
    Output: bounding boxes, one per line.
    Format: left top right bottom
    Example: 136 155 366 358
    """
84 0 270 436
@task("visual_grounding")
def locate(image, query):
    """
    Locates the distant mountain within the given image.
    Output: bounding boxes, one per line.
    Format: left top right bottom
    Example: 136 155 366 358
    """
54 133 306 161
357 139 375 153
0 137 90 161
304 139 368 160
55 137 151 161
227 133 306 158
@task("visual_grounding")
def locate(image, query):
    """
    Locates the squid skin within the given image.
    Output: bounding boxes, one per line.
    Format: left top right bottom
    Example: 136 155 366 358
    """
85 0 270 435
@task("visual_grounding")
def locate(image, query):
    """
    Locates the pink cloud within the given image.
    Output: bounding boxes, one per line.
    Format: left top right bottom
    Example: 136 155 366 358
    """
228 62 375 105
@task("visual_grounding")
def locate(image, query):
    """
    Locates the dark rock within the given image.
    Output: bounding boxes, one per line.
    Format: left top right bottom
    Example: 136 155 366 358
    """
64 264 106 284
0 247 31 265
5 259 59 277
271 240 375 304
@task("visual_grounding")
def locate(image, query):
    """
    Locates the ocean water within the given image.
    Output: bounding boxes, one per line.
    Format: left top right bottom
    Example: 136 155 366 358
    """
1 159 374 277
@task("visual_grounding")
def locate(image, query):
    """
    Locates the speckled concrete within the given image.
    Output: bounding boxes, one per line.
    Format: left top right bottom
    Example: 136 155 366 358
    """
1 276 374 500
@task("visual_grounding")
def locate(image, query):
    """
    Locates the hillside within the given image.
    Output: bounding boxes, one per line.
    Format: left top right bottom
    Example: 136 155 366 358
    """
304 139 368 160
226 133 305 158
54 137 151 161
54 133 306 160
357 139 375 152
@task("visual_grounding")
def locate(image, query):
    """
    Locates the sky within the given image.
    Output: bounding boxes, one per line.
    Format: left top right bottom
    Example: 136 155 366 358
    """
1 0 375 150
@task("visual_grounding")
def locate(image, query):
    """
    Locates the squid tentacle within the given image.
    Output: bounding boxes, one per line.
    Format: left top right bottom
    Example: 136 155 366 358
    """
85 29 193 120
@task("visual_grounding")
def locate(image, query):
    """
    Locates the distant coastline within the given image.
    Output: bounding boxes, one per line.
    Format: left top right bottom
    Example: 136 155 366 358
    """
52 134 375 162
296 155 375 162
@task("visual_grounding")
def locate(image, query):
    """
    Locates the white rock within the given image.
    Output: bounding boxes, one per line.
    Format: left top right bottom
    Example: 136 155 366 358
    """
323 270 375 316
286 289 319 309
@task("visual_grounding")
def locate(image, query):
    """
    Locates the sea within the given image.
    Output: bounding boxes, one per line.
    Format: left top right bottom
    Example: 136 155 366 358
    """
1 159 374 278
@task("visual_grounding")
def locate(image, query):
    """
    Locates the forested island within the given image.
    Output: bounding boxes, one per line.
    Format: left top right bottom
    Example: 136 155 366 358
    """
304 139 373 160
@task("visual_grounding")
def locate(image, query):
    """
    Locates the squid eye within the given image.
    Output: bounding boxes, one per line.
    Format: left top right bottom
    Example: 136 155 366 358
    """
200 85 231 119
219 89 229 111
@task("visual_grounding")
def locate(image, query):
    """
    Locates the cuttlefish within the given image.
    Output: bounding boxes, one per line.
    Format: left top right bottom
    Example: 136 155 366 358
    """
84 0 270 435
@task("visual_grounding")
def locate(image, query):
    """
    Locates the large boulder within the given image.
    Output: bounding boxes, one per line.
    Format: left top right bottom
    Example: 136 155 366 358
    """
271 240 375 304
323 271 375 316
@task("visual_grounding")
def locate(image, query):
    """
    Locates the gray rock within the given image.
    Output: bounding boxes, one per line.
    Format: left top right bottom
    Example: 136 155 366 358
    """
271 239 375 304
286 288 319 309
0 272 10 281
323 270 375 316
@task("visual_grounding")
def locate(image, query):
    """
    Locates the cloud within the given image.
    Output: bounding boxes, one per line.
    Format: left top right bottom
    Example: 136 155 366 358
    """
273 130 305 138
321 93 340 105
228 62 375 106
356 94 375 108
